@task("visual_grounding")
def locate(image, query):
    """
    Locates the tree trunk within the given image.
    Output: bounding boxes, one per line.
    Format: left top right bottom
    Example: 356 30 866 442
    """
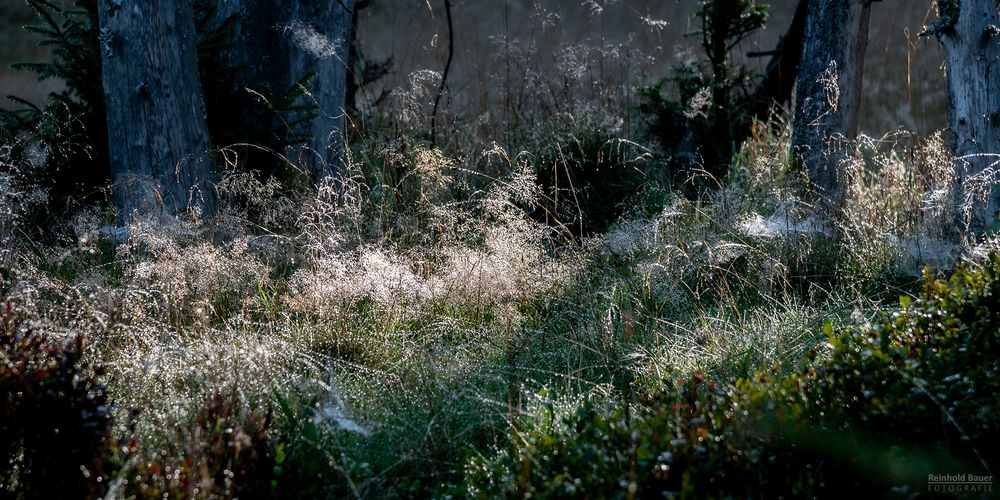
278 0 355 181
751 0 809 119
791 0 873 200
931 0 1000 234
345 0 371 119
98 0 215 218
202 0 355 183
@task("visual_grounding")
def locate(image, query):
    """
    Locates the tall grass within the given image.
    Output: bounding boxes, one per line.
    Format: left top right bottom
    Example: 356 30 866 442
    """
0 1 987 496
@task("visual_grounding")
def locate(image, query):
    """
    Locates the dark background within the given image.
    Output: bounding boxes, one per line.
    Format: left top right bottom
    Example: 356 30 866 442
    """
1 0 946 134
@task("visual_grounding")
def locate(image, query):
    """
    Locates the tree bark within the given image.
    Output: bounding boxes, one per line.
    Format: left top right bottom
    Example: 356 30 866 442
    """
751 0 809 119
279 0 355 181
202 0 355 183
98 0 216 218
345 0 371 119
791 0 873 200
930 0 1000 234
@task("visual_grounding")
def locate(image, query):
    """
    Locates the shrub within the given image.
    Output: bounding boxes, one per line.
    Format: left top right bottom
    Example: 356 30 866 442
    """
123 392 275 499
467 371 841 498
1 293 286 498
751 257 1000 485
268 394 355 499
468 255 1000 497
533 129 655 237
466 373 739 498
640 0 769 193
0 300 118 498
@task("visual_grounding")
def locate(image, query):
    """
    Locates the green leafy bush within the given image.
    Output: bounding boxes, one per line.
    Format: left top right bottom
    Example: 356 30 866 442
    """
466 373 738 498
468 256 1000 497
0 301 118 498
268 395 355 499
467 372 835 498
752 257 1000 484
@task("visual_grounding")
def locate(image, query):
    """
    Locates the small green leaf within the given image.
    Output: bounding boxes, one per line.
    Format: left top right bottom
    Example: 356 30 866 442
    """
274 443 286 465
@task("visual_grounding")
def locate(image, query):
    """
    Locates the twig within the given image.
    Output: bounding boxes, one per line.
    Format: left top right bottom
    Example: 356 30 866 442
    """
430 0 454 147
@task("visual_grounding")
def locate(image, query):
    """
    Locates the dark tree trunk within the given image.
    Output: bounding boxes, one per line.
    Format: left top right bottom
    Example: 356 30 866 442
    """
791 0 873 200
202 0 355 183
278 0 355 181
98 0 215 218
750 0 809 119
345 0 370 118
930 0 1000 234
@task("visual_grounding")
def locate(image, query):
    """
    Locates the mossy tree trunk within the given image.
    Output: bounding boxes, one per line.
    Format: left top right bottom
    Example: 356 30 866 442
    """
791 0 874 202
928 0 1000 235
203 0 355 183
98 0 216 218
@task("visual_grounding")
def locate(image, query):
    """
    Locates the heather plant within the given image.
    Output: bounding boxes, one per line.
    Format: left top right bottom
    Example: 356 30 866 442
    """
0 300 118 498
118 392 276 499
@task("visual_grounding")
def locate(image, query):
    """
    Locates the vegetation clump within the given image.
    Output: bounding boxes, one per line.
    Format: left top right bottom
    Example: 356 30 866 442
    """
467 257 1000 497
641 0 769 192
0 301 117 498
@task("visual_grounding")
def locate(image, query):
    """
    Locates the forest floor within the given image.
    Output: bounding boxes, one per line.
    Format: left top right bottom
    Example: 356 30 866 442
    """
4 119 996 496
2 1 996 497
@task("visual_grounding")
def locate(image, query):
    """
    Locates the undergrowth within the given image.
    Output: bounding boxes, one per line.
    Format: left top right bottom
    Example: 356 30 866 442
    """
1 2 996 498
3 116 984 497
